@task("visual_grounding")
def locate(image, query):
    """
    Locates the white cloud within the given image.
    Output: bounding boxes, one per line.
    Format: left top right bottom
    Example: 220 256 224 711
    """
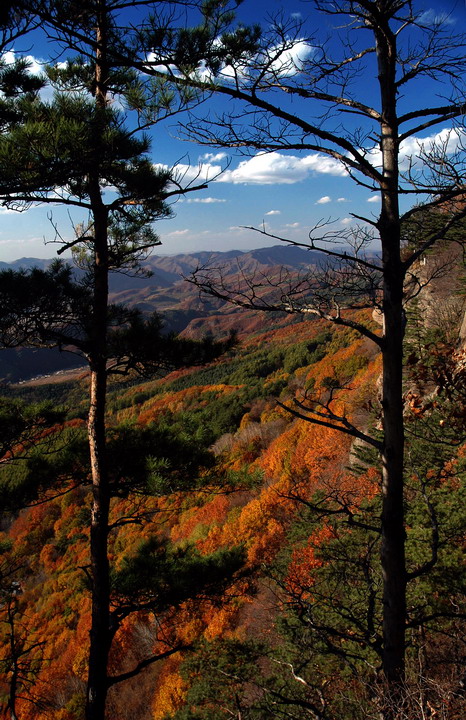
145 53 181 77
265 209 281 215
149 34 313 89
165 229 190 237
186 197 226 204
366 127 465 172
207 37 252 84
400 127 463 161
218 62 249 83
418 9 455 26
341 218 352 225
367 195 380 203
337 197 348 202
147 43 251 85
316 195 331 204
2 51 44 76
0 52 68 104
201 152 228 162
218 151 346 185
194 59 215 83
285 222 300 228
158 149 346 188
154 161 224 184
265 39 313 77
2 51 14 64
209 37 314 86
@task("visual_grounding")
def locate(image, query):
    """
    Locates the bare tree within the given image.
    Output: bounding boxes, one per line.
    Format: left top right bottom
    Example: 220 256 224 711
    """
2 1 465 715
130 0 466 712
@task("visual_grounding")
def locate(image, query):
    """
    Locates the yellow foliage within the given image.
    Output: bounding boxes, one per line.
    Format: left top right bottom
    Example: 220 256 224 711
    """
204 604 238 640
151 661 186 720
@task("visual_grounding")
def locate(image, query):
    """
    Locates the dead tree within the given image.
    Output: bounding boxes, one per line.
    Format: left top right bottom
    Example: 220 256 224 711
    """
135 0 466 711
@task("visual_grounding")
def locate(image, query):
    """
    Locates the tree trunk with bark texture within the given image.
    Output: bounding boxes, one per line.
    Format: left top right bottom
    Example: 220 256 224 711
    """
375 11 407 707
85 3 112 718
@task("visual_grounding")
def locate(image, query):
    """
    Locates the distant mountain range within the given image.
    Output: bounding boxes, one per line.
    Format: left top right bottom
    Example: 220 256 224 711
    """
0 244 319 271
0 245 323 383
1 245 322 327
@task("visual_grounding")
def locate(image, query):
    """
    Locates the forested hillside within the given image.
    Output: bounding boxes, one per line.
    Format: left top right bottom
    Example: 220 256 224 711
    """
0 0 465 718
1 289 466 719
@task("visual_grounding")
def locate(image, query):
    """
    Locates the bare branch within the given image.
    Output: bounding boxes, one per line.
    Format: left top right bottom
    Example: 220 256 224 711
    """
276 399 382 451
106 645 190 687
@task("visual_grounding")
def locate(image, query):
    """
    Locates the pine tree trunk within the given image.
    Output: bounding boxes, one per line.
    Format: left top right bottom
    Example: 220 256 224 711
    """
375 10 407 711
381 246 407 696
85 201 111 719
7 601 19 720
86 355 110 720
85 3 111 718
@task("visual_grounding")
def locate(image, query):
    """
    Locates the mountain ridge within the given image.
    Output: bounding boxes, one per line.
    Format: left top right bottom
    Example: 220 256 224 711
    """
0 245 322 382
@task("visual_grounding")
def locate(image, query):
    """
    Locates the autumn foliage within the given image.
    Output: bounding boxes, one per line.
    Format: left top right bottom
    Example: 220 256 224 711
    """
1 311 465 719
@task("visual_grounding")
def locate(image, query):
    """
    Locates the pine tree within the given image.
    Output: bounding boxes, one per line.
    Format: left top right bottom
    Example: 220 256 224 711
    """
0 3 236 717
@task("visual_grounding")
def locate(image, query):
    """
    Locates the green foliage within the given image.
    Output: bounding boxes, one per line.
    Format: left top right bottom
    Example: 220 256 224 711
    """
282 333 331 373
0 51 44 137
324 326 360 354
111 538 245 612
0 260 90 350
0 418 219 511
132 391 152 406
171 629 373 720
164 316 466 720
165 331 332 394
0 424 88 511
105 422 214 497
172 639 266 720
141 0 261 78
2 380 87 415
106 329 333 419
402 208 466 256
0 93 173 223
109 314 237 377
0 262 235 385
156 390 255 446
0 396 65 457
62 692 86 720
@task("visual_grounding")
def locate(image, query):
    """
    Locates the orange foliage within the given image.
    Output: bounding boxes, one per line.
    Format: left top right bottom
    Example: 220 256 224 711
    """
171 495 230 543
196 481 291 565
285 525 334 598
151 659 186 720
0 315 389 719
241 315 330 349
204 603 240 641
133 384 241 426
260 418 351 491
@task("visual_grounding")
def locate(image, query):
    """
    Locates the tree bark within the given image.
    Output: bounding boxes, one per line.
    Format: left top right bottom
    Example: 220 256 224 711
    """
7 601 19 720
85 228 111 720
375 9 407 708
85 3 111 718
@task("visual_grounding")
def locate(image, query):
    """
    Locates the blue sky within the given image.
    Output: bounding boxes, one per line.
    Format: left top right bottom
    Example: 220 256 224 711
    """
0 0 464 261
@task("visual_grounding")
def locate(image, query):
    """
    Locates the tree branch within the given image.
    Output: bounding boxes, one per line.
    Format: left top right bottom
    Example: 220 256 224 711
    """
276 400 382 451
106 645 190 687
